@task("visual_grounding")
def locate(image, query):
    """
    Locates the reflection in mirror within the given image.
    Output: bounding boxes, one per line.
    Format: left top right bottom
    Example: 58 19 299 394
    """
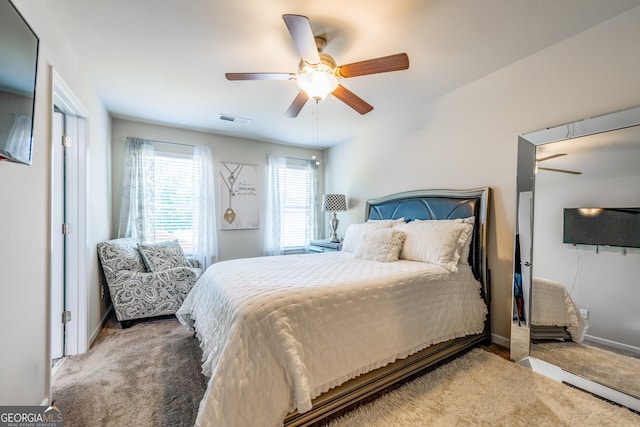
511 106 640 412
0 0 39 165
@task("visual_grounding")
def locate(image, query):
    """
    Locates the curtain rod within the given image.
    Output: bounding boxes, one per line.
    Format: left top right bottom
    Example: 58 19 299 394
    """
121 136 194 148
265 154 320 162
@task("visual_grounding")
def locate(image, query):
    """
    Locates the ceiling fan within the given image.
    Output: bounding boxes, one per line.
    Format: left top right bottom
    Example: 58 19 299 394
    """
536 153 582 175
225 14 410 118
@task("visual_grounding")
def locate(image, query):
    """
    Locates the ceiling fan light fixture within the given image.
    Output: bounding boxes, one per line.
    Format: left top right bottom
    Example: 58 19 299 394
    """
297 69 338 101
297 54 338 101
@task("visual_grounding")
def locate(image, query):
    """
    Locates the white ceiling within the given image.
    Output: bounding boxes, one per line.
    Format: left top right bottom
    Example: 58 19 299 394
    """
43 0 640 148
536 125 640 180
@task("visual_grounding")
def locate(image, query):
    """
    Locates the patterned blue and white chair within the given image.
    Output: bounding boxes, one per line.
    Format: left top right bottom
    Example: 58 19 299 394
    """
97 238 202 327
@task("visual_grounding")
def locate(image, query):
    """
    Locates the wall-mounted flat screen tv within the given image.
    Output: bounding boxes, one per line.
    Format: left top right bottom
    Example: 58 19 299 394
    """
0 0 39 165
563 207 640 248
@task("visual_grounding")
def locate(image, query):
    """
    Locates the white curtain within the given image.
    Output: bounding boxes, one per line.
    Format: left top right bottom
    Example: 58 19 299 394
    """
306 159 320 243
117 138 155 242
193 145 218 267
264 156 319 255
264 155 287 256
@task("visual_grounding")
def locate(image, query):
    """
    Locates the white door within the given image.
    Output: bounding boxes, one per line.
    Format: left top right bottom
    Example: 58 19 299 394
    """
51 111 81 360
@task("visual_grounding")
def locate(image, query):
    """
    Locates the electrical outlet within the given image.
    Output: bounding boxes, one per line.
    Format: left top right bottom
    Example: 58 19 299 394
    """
579 309 589 319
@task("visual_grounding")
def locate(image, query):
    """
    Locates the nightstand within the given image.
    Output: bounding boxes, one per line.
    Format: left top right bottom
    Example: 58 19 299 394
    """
308 239 341 253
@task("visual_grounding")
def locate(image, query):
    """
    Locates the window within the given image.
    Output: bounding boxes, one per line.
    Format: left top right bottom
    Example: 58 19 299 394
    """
151 151 199 255
264 156 318 254
280 161 313 248
119 138 217 265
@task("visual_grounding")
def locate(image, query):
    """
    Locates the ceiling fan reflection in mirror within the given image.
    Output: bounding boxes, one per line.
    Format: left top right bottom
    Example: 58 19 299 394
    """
225 14 410 118
535 153 582 175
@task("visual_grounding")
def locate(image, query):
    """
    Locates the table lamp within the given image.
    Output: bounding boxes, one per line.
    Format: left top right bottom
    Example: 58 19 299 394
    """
322 194 347 242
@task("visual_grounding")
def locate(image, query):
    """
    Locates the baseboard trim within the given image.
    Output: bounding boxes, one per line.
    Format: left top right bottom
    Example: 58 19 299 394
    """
491 332 510 349
89 306 113 347
102 304 113 325
89 324 101 348
585 334 640 356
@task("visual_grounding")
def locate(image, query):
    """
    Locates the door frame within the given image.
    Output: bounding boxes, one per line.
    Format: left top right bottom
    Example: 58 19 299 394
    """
50 110 64 360
50 67 89 356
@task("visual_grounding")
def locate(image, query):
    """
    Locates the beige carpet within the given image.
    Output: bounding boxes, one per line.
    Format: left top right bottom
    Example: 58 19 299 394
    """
52 316 205 426
53 316 640 427
532 341 640 399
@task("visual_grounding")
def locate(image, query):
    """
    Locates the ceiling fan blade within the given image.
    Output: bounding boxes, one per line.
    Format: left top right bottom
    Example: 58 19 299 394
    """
284 91 309 118
282 14 320 65
337 53 409 78
538 167 582 175
332 85 373 115
536 153 567 162
225 72 295 81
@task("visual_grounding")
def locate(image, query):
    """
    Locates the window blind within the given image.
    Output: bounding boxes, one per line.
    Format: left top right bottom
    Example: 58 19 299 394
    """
281 159 312 249
152 152 198 254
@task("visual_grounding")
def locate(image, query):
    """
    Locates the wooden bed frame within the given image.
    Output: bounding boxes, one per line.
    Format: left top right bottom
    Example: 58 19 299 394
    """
284 187 492 426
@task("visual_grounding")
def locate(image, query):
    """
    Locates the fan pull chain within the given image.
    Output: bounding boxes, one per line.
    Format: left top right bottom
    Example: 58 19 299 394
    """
311 100 321 166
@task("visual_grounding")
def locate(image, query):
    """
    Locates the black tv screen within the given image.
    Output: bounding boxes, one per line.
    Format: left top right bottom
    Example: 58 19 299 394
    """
563 207 640 248
0 0 39 165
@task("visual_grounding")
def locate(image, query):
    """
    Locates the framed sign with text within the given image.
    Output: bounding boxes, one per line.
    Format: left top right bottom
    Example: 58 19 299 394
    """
218 162 259 230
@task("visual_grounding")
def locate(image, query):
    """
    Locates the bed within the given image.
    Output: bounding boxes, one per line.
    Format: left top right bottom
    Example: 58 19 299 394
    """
177 188 491 427
530 277 588 343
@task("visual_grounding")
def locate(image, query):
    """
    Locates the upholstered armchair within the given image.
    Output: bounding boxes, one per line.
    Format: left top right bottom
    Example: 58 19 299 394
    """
97 238 203 326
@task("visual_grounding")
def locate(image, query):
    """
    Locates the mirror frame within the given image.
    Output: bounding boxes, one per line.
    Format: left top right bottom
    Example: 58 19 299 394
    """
0 0 40 165
511 104 640 411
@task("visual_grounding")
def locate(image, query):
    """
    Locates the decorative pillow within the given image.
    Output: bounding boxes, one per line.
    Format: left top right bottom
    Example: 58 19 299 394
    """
395 221 474 272
100 238 146 272
414 217 475 265
137 240 191 272
458 217 475 265
342 221 397 253
353 228 407 262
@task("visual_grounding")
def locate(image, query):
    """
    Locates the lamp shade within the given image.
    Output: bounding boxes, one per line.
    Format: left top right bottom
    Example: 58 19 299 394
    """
322 194 347 212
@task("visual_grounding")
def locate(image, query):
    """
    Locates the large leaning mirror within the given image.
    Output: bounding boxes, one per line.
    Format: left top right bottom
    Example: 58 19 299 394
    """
511 105 640 412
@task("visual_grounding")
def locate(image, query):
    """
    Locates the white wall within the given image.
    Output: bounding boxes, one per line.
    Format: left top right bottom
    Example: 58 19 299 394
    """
533 175 640 348
326 6 640 342
0 0 111 405
111 118 325 261
4 1 639 407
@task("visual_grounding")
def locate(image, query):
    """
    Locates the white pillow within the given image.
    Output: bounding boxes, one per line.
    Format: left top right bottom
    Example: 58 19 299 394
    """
414 216 474 224
342 221 396 253
414 217 475 265
395 220 474 272
367 217 405 224
458 217 475 264
353 228 407 262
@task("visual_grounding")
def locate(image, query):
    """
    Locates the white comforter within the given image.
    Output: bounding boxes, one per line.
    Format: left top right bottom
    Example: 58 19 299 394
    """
531 277 588 343
177 252 487 427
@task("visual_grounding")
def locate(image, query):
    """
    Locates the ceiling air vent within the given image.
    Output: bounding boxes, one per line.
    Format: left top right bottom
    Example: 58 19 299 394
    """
219 114 251 125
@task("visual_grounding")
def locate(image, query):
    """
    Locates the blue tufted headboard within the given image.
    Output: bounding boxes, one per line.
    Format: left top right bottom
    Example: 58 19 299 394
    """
365 188 491 304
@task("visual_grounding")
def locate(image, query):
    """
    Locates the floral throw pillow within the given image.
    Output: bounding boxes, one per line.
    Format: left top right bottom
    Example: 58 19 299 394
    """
137 240 191 272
